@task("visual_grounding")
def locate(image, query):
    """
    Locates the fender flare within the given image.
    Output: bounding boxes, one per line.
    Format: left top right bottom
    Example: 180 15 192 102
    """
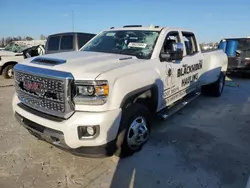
119 84 159 113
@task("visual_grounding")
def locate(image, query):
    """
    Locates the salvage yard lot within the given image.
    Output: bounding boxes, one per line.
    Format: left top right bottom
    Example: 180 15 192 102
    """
0 76 250 188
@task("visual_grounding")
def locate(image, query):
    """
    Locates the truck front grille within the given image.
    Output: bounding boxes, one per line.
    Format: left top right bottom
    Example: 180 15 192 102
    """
14 64 74 119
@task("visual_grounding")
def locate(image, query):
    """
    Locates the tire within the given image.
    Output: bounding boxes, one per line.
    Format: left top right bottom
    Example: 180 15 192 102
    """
201 72 225 97
2 64 14 79
115 103 151 158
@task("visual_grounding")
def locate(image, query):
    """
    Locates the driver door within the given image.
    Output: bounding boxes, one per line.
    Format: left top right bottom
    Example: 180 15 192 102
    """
159 31 183 107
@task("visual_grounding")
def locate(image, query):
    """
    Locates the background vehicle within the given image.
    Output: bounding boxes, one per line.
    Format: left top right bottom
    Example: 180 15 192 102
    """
0 32 96 79
12 25 228 158
0 40 46 79
45 32 96 54
218 37 250 74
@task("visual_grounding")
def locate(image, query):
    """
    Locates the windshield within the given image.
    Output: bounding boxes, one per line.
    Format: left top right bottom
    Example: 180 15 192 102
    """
4 42 15 51
4 42 28 53
81 30 160 59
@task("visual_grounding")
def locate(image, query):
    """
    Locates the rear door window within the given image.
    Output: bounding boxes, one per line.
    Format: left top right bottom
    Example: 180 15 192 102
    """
47 36 60 51
78 34 95 49
60 35 74 50
182 32 198 55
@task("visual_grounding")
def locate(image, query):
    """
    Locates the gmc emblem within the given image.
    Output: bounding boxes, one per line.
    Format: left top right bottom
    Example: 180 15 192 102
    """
23 80 44 96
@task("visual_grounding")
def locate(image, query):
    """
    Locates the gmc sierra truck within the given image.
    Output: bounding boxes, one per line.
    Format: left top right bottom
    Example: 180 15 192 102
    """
12 25 228 158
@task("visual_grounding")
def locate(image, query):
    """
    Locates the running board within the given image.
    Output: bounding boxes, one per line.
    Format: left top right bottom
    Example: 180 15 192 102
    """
157 91 200 120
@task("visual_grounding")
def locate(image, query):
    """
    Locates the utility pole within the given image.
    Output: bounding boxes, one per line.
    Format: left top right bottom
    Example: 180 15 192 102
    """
72 10 75 32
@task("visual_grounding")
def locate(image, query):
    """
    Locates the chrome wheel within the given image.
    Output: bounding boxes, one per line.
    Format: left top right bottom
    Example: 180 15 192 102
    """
7 68 13 78
127 116 149 149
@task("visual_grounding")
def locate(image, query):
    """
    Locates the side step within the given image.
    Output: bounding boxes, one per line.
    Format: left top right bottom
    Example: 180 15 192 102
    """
157 91 200 120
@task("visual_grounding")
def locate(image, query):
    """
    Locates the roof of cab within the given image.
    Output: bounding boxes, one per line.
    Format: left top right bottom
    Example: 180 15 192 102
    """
48 32 96 37
106 25 192 33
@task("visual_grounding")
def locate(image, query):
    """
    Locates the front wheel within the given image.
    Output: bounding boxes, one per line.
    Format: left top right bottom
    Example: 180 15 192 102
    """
2 64 14 79
201 72 225 97
115 103 151 158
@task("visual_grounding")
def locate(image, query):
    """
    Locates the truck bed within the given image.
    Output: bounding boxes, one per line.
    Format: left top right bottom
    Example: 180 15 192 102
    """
199 49 228 85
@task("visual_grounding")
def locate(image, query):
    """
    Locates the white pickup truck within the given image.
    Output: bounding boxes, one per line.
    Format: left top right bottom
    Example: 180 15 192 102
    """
12 25 228 158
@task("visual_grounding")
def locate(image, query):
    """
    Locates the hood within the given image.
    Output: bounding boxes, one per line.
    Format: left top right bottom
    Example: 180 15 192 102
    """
19 51 143 79
0 50 22 57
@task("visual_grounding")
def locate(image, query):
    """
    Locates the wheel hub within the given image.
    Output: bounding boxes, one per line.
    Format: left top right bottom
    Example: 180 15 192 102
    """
8 68 13 78
127 117 149 149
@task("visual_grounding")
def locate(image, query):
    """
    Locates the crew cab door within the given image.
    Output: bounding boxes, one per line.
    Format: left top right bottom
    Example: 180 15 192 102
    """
179 32 203 92
158 30 183 108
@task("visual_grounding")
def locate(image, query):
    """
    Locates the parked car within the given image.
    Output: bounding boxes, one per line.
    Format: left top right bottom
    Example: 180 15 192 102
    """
45 32 96 54
0 40 46 79
218 37 250 74
0 32 95 79
12 25 228 158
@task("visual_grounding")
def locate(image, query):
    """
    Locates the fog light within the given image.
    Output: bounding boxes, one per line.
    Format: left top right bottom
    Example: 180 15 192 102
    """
78 125 99 139
87 126 94 136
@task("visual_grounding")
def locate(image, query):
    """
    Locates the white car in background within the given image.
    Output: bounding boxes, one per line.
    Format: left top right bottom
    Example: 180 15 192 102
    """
0 40 46 79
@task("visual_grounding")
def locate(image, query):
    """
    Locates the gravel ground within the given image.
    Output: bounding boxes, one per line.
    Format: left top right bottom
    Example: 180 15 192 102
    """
0 76 250 188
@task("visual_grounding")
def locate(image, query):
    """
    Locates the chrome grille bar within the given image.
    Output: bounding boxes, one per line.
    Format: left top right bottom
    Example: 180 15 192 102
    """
14 64 74 119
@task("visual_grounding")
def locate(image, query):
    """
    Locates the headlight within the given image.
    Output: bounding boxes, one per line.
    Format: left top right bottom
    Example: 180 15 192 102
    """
73 80 109 105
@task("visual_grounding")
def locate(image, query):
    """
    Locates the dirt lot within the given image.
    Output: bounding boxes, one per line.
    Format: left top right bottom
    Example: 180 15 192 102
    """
0 76 250 188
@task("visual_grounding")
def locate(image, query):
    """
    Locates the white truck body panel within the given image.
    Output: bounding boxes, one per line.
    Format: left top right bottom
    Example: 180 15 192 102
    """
0 50 22 56
199 50 228 85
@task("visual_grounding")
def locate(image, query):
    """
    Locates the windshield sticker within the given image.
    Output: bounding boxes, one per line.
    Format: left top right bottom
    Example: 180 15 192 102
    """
128 42 147 48
168 36 176 40
106 32 116 36
129 37 138 40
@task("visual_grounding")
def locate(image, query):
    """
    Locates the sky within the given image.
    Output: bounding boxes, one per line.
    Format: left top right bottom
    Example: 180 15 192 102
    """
0 0 249 42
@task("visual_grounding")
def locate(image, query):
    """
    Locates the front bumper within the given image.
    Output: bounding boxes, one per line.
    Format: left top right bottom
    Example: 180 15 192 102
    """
15 112 117 157
13 94 122 157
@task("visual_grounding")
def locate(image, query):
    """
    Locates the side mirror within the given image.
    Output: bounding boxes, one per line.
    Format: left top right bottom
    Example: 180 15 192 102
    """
160 42 184 62
160 53 171 60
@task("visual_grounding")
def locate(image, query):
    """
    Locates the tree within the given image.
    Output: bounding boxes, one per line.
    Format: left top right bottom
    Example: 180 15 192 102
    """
0 37 4 47
5 37 13 45
25 36 33 41
40 34 46 40
13 37 19 41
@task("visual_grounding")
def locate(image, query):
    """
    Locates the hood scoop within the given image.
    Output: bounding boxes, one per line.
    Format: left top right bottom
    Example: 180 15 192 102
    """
31 57 66 66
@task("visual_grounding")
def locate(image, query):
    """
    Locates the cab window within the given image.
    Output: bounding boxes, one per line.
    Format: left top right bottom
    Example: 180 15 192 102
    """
182 32 198 55
60 35 74 50
161 31 180 54
47 36 60 51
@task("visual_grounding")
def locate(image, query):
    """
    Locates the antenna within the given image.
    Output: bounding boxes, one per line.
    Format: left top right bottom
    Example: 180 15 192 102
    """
72 10 74 32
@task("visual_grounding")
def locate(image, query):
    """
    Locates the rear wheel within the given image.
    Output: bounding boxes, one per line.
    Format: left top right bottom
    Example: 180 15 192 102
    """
115 103 151 158
201 72 225 97
2 64 14 79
